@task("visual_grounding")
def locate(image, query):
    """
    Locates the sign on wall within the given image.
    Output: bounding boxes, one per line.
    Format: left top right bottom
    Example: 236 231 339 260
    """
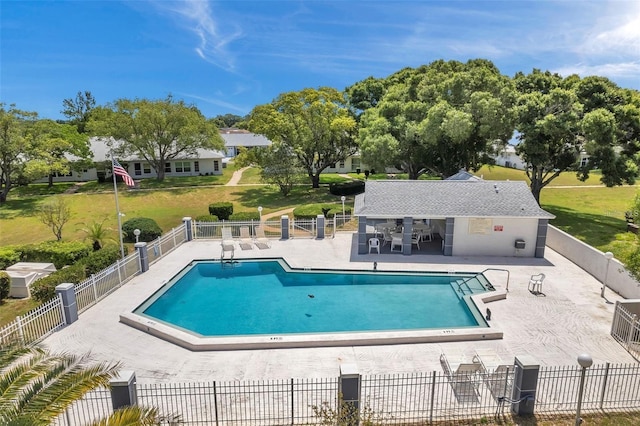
468 218 492 234
494 225 504 232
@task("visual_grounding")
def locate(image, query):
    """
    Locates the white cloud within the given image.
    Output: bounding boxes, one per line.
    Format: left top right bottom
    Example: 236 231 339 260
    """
178 92 248 114
554 61 640 79
579 3 640 56
152 0 243 71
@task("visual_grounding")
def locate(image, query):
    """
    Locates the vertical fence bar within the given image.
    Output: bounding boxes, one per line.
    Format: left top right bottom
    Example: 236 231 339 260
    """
213 381 219 426
16 316 25 343
429 370 436 423
599 363 610 410
290 378 294 425
91 274 98 303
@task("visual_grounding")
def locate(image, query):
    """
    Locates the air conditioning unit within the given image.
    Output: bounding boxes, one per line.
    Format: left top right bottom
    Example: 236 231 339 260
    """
514 239 526 249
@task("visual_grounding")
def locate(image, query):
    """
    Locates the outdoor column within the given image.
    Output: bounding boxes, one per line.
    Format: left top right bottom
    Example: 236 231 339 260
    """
339 363 361 424
511 355 540 416
535 219 548 258
358 217 368 254
281 215 290 240
402 216 412 255
182 216 193 241
55 283 78 324
443 217 455 256
316 214 325 239
110 370 137 410
135 242 149 273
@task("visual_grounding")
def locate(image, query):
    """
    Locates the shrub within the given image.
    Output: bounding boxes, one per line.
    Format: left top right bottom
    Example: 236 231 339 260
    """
82 245 121 276
122 217 162 243
229 211 261 221
194 215 219 222
293 204 352 219
0 247 21 270
329 180 365 196
0 271 10 302
30 264 86 302
20 241 91 269
208 202 233 220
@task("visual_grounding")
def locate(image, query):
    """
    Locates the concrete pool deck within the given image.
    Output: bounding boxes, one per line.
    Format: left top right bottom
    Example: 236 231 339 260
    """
42 234 637 383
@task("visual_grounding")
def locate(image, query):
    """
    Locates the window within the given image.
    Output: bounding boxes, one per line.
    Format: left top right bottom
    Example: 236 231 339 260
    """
194 161 199 172
339 161 345 169
165 162 171 173
351 158 360 171
214 160 219 172
134 163 141 176
580 157 589 167
143 163 151 174
175 161 191 173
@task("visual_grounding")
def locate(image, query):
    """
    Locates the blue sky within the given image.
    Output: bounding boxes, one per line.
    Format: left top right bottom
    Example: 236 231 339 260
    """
2 0 639 121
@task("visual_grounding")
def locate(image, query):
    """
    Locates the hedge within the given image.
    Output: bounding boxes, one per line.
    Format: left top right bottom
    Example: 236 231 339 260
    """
0 247 21 270
208 202 233 220
194 215 219 222
122 217 162 243
229 212 261 221
293 204 352 219
0 271 10 302
329 180 365 196
20 241 91 269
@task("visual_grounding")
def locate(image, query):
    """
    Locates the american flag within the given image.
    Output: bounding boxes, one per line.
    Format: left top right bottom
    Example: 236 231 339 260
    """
112 158 135 187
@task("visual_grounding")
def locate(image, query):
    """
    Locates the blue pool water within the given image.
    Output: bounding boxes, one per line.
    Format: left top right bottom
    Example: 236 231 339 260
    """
136 259 490 337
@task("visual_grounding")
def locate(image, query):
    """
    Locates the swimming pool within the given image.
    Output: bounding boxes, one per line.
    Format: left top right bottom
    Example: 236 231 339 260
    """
121 259 503 350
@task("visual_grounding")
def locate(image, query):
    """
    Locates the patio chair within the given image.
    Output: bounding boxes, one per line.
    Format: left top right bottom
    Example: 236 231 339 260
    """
221 227 235 249
239 226 254 250
439 353 481 404
528 273 545 295
391 235 403 253
381 228 393 247
368 237 380 254
254 226 271 249
472 349 513 401
411 232 420 250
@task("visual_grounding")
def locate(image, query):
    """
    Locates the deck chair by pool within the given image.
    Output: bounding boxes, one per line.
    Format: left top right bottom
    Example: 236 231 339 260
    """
368 237 380 254
528 273 545 295
472 349 513 401
254 226 271 249
239 226 254 250
440 353 481 404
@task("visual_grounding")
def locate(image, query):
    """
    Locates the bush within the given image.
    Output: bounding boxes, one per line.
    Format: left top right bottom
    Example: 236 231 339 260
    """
194 215 219 222
329 180 365 196
20 241 91 269
293 204 352 219
82 245 122 276
0 247 21 270
0 271 10 302
208 202 233 220
122 217 162 243
30 263 86 302
229 211 261 221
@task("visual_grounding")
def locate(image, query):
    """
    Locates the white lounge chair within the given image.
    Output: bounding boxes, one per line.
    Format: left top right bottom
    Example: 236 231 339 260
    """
239 226 253 250
472 349 513 400
440 353 481 404
254 226 271 249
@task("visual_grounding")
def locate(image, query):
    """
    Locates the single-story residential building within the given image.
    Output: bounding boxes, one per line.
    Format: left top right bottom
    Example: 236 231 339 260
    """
220 128 272 158
354 179 555 257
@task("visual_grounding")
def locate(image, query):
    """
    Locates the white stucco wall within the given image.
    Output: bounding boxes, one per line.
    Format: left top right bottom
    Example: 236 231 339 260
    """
452 217 538 257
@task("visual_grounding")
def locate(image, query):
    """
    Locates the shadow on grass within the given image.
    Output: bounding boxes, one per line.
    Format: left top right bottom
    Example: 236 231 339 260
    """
0 198 41 220
233 186 340 211
545 204 629 247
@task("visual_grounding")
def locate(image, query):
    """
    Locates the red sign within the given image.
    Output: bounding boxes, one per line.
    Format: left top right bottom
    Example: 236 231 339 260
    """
494 225 503 232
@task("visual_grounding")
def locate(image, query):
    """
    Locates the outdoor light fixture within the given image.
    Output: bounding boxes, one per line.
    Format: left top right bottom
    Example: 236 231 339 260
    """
600 251 614 300
258 206 263 221
341 196 346 218
133 228 141 243
575 353 593 426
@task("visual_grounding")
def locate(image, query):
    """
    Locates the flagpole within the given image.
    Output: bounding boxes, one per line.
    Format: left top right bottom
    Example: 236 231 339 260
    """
112 157 126 259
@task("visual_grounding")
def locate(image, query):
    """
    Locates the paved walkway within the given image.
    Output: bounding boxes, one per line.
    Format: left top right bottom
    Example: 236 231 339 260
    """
41 234 636 383
226 166 251 186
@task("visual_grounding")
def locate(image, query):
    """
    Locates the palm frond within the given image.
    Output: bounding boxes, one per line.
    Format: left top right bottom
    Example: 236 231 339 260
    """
87 405 181 426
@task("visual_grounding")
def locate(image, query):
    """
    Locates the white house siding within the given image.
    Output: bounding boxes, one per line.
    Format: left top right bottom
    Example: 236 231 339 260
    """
128 159 222 178
452 217 538 257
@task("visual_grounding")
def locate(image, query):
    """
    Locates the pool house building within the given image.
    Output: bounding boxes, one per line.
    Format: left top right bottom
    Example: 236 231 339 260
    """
354 180 555 257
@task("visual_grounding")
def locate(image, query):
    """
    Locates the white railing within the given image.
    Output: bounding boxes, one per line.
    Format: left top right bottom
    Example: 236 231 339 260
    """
149 224 187 265
611 302 640 361
291 218 316 238
193 220 281 239
76 252 141 314
0 295 65 345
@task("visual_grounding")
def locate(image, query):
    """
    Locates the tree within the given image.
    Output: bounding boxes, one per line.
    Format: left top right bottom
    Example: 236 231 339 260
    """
37 196 72 241
0 104 38 204
78 218 115 251
61 90 96 133
0 342 180 425
248 87 358 188
356 59 516 179
88 96 224 181
23 119 91 187
210 113 245 128
256 143 305 196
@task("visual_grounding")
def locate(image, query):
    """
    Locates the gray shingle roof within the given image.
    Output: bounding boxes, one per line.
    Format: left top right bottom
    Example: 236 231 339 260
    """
220 133 271 148
354 180 554 219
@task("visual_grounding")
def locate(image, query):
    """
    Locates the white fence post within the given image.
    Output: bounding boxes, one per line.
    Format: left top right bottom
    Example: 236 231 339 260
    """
91 274 98 303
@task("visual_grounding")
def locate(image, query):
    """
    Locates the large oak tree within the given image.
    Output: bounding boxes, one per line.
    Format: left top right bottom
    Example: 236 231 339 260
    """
88 96 224 181
0 104 37 203
248 87 357 188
